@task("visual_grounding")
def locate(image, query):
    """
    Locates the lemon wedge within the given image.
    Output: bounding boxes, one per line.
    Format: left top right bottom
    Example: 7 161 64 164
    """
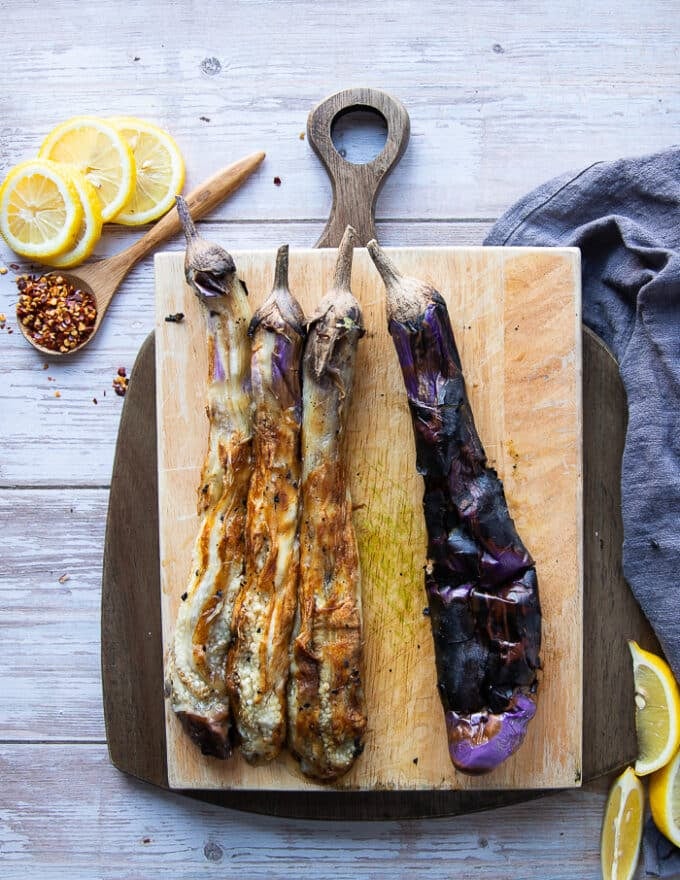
629 640 680 776
44 166 103 268
109 117 185 225
0 159 83 259
39 116 135 222
600 766 644 880
649 747 680 846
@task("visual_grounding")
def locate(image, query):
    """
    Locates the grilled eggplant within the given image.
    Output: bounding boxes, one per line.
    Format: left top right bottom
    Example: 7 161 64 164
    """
367 240 541 775
288 226 367 781
165 197 253 759
226 245 306 764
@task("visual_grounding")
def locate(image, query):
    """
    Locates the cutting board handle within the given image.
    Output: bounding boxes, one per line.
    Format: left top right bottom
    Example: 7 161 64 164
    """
307 87 410 247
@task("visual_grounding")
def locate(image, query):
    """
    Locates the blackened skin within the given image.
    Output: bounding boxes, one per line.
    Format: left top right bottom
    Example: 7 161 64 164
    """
176 711 232 759
389 293 541 721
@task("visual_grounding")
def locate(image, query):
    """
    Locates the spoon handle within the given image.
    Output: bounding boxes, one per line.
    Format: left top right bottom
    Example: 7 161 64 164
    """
96 151 266 310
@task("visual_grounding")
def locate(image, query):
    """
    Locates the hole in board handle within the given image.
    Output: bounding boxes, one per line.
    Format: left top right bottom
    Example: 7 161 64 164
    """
330 107 388 165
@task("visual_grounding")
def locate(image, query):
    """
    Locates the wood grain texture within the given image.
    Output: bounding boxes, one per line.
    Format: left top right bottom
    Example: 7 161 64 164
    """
156 246 582 791
581 331 661 780
1 2 678 224
1 744 615 880
307 88 410 246
0 487 106 741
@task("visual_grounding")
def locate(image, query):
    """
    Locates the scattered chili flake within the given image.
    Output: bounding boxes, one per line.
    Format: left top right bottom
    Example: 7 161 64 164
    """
199 116 211 122
273 176 282 186
9 262 20 271
299 132 305 140
43 362 49 370
113 373 129 397
117 366 126 377
0 266 7 275
181 592 188 601
58 573 70 584
164 312 185 323
15 274 97 352
93 398 98 405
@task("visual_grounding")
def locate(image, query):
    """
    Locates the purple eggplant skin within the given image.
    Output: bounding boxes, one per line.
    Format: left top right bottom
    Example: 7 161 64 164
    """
367 241 541 775
248 247 306 419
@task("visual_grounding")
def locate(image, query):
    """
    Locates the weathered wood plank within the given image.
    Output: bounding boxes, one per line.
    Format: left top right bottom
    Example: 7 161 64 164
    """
0 489 106 741
0 222 490 488
0 743 612 879
0 2 678 222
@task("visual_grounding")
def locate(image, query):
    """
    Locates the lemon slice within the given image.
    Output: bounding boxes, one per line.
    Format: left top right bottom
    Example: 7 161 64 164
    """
629 640 680 776
600 766 644 880
44 166 103 268
109 117 185 225
649 746 680 846
0 159 83 259
39 116 135 222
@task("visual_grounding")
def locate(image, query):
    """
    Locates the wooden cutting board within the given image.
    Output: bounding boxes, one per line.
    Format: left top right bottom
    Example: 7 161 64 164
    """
102 89 659 817
156 244 583 792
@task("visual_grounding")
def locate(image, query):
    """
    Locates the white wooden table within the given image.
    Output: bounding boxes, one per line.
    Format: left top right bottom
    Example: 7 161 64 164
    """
1 2 677 876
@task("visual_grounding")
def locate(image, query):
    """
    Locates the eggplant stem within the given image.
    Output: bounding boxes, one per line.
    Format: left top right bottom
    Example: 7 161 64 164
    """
333 225 357 290
367 239 402 288
176 195 197 242
273 244 290 291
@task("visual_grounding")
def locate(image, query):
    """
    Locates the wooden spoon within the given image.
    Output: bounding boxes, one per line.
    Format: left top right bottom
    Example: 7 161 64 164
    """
17 151 266 356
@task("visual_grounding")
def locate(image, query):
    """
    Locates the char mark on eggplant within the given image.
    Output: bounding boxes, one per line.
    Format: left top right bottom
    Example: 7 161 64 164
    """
287 226 367 781
367 240 541 775
165 197 253 759
226 245 306 764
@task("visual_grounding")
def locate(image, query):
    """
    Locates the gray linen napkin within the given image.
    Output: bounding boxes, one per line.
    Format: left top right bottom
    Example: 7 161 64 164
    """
483 148 680 877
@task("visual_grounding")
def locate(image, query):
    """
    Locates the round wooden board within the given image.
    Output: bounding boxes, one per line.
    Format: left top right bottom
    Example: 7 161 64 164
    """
101 326 658 820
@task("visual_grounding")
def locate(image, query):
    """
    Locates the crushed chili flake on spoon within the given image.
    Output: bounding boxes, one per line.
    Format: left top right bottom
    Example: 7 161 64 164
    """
15 274 97 353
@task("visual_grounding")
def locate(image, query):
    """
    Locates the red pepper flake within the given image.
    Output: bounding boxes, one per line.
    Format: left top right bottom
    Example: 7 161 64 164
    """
113 372 129 397
93 397 98 405
9 262 20 271
58 573 70 584
15 274 97 353
43 362 49 370
273 176 282 186
117 366 126 377
164 312 185 323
